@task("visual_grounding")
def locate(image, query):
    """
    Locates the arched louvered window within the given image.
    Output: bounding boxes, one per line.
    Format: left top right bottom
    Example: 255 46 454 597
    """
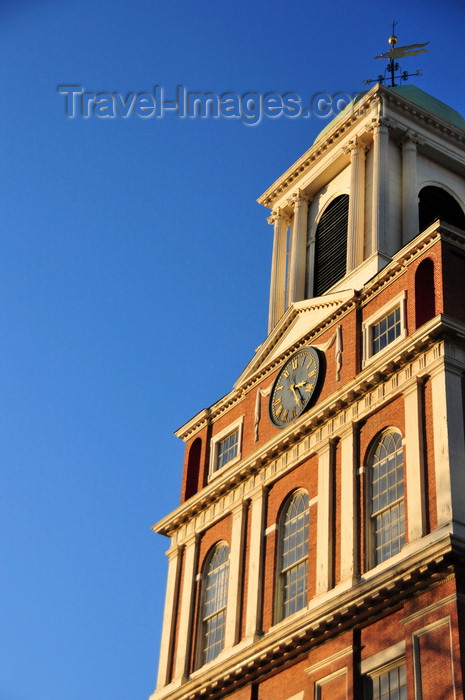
199 543 229 665
276 490 309 622
418 185 465 232
313 194 349 296
368 431 405 567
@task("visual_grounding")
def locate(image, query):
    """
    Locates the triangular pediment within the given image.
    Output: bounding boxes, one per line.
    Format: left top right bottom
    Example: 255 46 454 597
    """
234 290 354 388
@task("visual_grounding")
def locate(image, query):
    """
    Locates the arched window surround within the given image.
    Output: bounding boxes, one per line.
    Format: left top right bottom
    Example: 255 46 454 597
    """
306 191 350 298
417 182 465 232
365 429 405 571
274 489 310 624
197 542 230 668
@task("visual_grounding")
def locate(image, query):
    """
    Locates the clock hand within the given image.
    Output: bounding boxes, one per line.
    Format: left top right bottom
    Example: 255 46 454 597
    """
294 380 307 388
289 383 303 405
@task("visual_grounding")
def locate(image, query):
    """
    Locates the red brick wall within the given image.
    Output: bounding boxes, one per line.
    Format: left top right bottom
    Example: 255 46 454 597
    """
257 657 310 699
262 456 318 632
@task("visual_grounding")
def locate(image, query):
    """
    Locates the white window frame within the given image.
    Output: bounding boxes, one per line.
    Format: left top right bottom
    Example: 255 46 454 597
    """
274 489 310 624
366 429 405 570
362 291 407 367
363 658 407 700
208 417 243 479
196 542 230 668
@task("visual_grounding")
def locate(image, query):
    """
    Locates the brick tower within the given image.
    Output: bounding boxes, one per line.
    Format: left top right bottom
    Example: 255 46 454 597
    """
150 82 465 700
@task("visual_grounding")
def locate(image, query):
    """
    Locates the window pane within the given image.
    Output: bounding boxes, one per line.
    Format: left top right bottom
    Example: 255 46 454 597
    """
371 307 402 356
201 544 229 664
370 432 405 565
368 662 407 700
216 429 239 470
280 492 309 620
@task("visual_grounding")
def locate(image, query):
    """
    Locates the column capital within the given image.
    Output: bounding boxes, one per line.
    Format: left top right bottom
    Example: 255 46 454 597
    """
342 136 368 156
267 208 290 227
288 189 312 208
399 128 424 149
367 115 396 133
166 542 183 561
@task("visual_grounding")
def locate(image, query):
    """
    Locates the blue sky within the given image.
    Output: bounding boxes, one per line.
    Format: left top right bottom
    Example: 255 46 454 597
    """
1 1 464 699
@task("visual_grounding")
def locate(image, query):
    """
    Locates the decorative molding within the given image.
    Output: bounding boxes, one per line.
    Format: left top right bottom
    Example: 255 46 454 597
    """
155 321 454 539
257 85 380 210
305 645 352 675
402 593 457 626
254 383 272 442
150 536 454 700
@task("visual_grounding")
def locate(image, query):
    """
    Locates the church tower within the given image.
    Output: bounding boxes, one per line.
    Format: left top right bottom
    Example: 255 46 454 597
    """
149 79 465 699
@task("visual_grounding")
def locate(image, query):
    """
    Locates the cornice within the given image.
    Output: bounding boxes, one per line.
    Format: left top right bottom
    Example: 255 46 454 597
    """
383 87 465 149
175 223 465 444
257 86 380 210
153 313 462 538
257 84 465 212
151 532 458 700
235 291 356 390
359 220 458 306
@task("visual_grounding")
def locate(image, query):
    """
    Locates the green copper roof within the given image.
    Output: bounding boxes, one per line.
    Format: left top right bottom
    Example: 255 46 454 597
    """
313 85 465 145
312 92 365 145
391 85 465 131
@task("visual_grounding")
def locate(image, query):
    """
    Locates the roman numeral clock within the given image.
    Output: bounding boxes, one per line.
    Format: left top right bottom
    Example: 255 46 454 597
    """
269 347 324 428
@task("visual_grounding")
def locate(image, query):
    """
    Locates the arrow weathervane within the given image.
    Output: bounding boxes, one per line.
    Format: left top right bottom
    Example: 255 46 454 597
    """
364 22 429 87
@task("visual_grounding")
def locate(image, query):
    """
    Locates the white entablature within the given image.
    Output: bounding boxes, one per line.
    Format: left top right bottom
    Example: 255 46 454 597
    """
259 82 465 334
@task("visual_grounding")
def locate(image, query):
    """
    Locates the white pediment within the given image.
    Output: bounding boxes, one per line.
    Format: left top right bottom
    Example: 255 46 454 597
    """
235 289 354 388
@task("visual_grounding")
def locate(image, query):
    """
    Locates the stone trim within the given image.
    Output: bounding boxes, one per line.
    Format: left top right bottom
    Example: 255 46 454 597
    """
154 319 454 539
150 535 454 700
305 645 352 675
175 223 464 442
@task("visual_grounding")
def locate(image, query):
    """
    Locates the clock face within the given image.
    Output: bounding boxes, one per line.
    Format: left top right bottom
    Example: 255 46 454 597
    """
269 347 322 428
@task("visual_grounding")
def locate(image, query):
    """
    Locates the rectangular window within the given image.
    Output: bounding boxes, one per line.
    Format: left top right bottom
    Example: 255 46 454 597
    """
216 430 239 471
365 661 407 700
371 306 401 356
362 292 407 367
208 417 243 479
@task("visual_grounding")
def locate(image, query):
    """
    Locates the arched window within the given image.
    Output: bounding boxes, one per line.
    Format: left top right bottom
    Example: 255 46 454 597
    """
418 185 465 232
415 258 435 329
368 431 405 567
313 194 349 296
184 437 202 501
199 543 229 665
276 490 309 622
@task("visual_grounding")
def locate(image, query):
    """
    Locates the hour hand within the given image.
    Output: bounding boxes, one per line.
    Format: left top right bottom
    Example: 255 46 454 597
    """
289 383 303 405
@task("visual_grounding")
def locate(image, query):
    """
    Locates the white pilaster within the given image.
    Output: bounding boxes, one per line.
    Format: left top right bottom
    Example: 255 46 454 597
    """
431 361 465 528
173 533 199 682
268 210 289 332
371 118 390 256
404 378 426 541
340 425 358 583
245 486 266 639
401 131 420 244
345 138 367 271
287 191 310 305
224 501 247 648
156 544 183 688
316 441 333 595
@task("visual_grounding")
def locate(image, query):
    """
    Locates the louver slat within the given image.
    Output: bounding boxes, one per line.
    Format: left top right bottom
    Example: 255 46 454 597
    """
314 195 349 296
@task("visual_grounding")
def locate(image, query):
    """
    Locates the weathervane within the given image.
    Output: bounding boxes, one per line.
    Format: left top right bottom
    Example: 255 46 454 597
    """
364 22 429 87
